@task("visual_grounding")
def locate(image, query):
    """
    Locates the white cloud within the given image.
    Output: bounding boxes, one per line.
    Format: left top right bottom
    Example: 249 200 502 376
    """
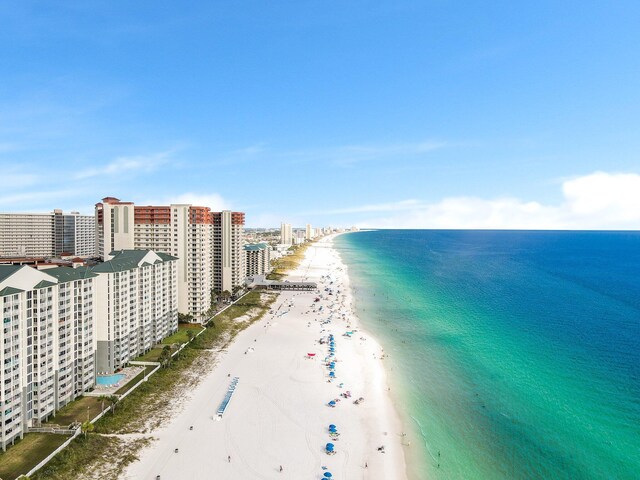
0 189 83 209
75 151 172 179
281 140 446 167
346 172 640 230
307 199 421 215
0 142 20 153
2 173 40 189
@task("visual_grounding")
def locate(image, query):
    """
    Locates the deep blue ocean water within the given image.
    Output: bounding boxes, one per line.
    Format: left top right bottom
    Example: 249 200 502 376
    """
336 230 640 480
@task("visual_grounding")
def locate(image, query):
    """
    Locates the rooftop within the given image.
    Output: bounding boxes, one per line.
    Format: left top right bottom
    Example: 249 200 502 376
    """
92 249 177 273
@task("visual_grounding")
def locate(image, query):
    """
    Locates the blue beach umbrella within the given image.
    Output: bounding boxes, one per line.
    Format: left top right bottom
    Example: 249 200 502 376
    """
328 400 336 406
326 443 334 450
324 473 333 478
329 424 336 429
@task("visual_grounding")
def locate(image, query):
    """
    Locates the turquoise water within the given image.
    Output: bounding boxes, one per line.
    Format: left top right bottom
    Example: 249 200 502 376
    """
336 230 640 480
96 373 125 386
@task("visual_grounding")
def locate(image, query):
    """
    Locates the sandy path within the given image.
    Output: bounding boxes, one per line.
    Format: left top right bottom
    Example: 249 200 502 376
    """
125 235 407 479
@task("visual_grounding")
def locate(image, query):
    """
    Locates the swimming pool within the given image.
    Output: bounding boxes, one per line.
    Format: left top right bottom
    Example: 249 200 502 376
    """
96 373 125 386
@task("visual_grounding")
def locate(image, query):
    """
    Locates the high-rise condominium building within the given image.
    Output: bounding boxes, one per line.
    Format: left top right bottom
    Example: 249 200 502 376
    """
95 198 245 320
94 197 135 260
53 210 96 257
244 243 271 277
92 250 178 373
305 224 313 240
280 223 292 245
212 211 245 294
0 265 97 451
0 211 95 258
134 204 213 318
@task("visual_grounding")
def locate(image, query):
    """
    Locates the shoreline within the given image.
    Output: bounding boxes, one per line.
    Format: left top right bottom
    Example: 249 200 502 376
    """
333 232 429 479
125 234 408 479
326 233 411 478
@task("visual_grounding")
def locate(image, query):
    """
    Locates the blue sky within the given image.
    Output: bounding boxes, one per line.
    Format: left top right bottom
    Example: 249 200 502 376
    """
1 1 640 228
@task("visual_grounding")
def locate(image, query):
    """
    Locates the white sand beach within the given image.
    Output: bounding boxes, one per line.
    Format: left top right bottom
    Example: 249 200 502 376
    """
125 235 408 479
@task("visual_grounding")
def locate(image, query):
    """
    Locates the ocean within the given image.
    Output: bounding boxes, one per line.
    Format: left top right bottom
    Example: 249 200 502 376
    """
336 230 640 480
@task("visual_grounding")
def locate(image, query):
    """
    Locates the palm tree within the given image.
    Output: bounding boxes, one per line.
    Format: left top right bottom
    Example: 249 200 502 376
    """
160 345 172 368
107 395 119 415
97 395 109 413
232 285 243 300
81 420 94 439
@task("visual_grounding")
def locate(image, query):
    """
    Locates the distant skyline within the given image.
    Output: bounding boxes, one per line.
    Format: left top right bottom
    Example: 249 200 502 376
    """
1 1 640 229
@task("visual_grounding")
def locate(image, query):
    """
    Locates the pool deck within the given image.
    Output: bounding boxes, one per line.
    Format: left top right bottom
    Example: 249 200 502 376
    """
88 366 144 396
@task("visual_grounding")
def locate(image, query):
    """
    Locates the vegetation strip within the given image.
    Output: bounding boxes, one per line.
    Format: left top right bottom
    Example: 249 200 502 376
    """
19 291 277 480
267 242 312 280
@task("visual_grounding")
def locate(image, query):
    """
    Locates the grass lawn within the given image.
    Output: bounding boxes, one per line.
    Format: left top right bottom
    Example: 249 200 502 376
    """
133 346 163 363
0 433 70 480
26 291 278 478
49 396 104 426
94 291 277 433
161 323 203 345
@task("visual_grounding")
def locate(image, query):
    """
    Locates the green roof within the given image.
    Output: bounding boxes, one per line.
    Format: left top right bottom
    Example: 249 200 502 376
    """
92 250 175 274
0 265 24 284
244 243 269 251
156 252 178 262
0 286 24 297
33 280 56 289
45 266 98 283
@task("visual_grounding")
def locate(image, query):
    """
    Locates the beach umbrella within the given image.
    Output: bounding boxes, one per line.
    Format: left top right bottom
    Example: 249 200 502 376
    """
326 443 334 450
329 424 336 429
324 473 333 478
329 372 335 377
328 400 336 406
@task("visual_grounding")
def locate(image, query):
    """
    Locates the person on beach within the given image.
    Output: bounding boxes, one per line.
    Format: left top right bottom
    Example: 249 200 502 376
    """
280 465 283 472
228 455 231 463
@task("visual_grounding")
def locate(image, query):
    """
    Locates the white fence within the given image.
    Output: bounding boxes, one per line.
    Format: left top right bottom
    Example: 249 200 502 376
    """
19 428 81 479
14 301 250 479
